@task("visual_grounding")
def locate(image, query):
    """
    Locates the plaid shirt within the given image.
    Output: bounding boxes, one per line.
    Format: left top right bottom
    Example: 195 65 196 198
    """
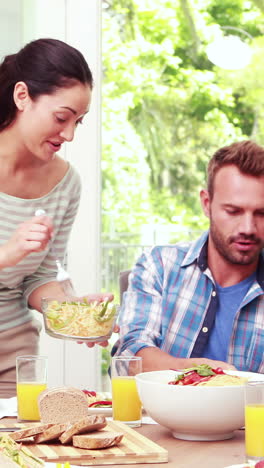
112 231 264 373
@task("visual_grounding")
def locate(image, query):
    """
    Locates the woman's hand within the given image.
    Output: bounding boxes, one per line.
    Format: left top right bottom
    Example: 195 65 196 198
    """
81 293 114 303
84 323 120 348
77 292 120 348
0 214 53 268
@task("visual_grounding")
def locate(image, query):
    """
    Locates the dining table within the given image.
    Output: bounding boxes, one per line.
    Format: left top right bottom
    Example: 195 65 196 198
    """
134 424 246 468
2 416 246 468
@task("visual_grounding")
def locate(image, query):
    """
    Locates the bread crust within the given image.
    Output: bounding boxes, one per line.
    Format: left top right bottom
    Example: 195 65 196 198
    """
59 415 107 444
72 431 124 449
34 423 68 443
10 423 54 441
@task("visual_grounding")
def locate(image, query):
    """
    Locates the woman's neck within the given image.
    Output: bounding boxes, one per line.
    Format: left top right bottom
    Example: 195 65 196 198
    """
0 125 37 171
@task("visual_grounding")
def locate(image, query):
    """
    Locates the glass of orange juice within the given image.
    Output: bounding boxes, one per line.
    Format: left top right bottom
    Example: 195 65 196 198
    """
245 381 264 464
111 356 142 427
16 355 48 421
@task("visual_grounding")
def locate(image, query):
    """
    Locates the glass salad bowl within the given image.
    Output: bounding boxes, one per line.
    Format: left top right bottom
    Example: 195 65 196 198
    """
41 297 119 343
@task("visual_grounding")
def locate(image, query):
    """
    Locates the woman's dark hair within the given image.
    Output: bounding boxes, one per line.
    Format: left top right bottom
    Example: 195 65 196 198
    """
0 38 93 131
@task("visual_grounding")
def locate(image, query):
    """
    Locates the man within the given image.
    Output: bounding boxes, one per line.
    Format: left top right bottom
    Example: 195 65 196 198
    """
112 140 264 373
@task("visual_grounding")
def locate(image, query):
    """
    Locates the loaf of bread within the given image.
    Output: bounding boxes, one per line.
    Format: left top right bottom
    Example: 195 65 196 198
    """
10 423 54 441
38 386 89 423
72 431 124 449
59 414 107 444
34 423 68 443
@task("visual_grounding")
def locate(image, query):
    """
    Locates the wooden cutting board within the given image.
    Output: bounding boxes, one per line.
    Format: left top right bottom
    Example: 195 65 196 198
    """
0 420 168 465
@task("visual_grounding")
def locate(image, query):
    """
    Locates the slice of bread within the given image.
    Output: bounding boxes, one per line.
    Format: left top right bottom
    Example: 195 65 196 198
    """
38 386 89 423
10 423 54 441
34 423 68 443
59 415 107 444
72 431 124 449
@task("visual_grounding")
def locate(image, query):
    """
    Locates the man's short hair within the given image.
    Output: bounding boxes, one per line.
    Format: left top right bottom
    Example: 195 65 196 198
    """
207 140 264 198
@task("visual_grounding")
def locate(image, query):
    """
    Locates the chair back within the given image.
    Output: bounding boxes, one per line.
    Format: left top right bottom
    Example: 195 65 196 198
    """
119 270 131 304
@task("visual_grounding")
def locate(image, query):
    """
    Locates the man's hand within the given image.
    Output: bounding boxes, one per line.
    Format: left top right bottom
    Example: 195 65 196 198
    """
136 347 237 372
179 358 236 371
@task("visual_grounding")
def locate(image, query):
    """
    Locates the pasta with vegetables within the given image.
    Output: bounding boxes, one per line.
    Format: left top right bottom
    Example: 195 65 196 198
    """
45 299 117 338
169 364 248 387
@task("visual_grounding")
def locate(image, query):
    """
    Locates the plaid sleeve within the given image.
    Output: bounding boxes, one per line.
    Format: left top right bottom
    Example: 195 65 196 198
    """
113 247 165 356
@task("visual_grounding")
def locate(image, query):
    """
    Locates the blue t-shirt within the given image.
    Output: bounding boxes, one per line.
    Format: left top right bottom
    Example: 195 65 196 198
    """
202 272 256 361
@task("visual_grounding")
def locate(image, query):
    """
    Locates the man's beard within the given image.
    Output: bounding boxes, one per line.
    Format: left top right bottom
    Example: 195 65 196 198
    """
209 217 264 266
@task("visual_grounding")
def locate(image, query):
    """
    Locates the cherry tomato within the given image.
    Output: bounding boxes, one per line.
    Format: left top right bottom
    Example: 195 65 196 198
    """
213 367 225 375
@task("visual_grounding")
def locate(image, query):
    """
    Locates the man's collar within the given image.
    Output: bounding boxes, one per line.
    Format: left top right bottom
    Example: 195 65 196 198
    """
256 253 264 289
181 231 209 269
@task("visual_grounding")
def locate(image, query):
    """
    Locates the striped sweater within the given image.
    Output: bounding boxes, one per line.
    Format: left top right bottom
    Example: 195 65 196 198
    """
0 164 81 331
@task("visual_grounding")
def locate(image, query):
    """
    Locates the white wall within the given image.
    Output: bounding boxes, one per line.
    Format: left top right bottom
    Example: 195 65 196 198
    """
34 0 103 390
63 0 103 390
0 1 22 58
24 0 67 390
0 0 102 389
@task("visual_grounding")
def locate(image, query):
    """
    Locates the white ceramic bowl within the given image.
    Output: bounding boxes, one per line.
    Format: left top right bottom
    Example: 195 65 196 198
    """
135 369 264 441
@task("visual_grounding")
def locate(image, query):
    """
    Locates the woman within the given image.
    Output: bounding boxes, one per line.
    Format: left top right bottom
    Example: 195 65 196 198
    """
0 38 111 397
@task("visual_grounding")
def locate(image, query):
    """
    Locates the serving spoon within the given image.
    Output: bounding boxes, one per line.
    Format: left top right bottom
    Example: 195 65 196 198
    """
35 209 76 296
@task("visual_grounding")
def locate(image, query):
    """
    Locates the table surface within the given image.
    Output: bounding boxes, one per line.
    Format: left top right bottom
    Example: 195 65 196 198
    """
98 423 246 468
134 424 246 468
2 418 246 468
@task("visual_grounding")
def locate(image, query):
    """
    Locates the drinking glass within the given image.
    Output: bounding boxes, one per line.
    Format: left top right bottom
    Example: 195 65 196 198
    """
16 355 48 421
111 356 142 427
245 381 264 464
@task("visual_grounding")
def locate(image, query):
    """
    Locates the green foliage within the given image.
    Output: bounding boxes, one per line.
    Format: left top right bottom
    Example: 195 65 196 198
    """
101 346 111 376
102 0 264 244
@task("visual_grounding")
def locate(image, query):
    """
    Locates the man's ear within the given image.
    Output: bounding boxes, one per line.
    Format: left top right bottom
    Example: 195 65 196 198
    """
13 81 30 111
200 189 211 218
